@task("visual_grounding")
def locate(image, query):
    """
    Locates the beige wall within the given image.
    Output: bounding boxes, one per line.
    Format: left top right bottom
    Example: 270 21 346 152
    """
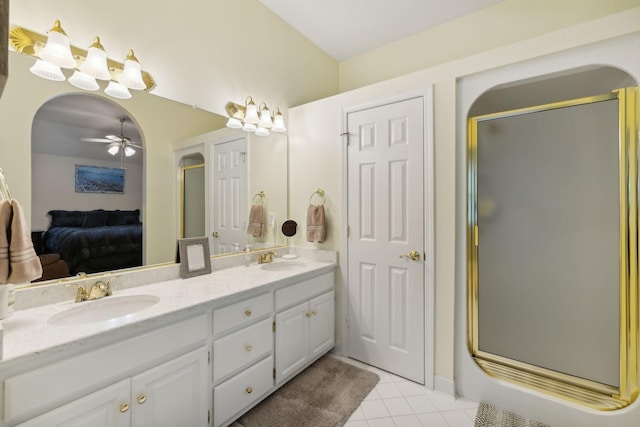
8 0 340 116
0 53 227 265
288 8 640 386
339 0 640 92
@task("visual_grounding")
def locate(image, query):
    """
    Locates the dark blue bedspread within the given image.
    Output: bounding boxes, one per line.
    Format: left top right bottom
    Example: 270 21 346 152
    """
43 225 142 275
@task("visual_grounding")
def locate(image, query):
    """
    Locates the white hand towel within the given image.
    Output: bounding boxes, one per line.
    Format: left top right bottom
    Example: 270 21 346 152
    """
2 200 43 284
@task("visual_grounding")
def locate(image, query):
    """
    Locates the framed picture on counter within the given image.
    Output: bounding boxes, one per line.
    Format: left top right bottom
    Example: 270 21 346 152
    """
178 237 211 278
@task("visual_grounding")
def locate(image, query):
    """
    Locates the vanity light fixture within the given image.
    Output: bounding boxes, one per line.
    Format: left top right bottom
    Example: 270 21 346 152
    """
9 20 155 100
225 97 287 136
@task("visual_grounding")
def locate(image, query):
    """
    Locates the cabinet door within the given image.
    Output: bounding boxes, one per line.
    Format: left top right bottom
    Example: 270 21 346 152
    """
17 380 131 427
131 347 209 427
275 301 309 384
309 291 335 358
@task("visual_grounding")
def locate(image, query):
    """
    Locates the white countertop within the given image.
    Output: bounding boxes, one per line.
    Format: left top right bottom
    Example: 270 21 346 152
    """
0 258 336 364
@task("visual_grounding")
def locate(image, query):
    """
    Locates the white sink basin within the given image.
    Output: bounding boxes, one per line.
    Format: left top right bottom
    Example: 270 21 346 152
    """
48 295 160 326
260 261 307 271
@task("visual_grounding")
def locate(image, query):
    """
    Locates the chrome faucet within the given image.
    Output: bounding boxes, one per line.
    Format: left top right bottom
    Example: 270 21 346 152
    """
258 251 277 264
70 280 112 302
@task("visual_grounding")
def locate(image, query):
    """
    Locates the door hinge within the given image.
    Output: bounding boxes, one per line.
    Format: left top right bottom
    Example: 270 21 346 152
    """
208 351 211 365
341 131 351 145
273 368 276 379
346 313 349 328
347 225 350 237
272 321 276 332
208 410 211 424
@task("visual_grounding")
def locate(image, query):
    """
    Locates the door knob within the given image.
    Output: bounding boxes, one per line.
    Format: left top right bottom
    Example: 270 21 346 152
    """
399 250 420 261
212 231 219 238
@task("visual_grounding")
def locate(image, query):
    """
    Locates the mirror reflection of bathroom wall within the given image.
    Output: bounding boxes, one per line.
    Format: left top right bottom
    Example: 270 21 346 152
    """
467 66 639 408
180 154 205 238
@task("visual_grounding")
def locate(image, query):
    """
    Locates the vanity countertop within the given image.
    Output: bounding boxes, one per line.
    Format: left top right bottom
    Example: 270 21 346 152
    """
0 258 336 364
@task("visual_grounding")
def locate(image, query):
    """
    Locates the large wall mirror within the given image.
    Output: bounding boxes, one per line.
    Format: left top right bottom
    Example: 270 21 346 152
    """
0 53 289 287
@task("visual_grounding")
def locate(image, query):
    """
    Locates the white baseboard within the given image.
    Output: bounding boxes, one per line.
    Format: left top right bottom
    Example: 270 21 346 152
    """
434 375 455 397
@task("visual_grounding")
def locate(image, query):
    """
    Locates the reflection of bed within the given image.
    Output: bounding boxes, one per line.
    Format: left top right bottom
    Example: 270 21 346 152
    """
43 209 143 275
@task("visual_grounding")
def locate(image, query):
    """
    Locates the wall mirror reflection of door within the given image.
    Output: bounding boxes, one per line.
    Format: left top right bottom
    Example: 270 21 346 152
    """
467 66 639 410
180 154 205 238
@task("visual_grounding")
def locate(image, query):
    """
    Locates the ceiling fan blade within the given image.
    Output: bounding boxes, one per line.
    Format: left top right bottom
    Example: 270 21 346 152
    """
81 138 112 143
105 135 122 141
129 143 144 149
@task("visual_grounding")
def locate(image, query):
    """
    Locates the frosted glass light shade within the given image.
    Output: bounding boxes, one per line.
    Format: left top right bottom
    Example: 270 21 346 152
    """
30 59 66 81
258 109 273 128
255 127 270 137
124 146 136 157
107 143 120 155
226 117 242 129
105 81 132 99
119 50 146 90
81 38 111 80
244 103 259 125
242 122 257 132
39 21 76 68
68 71 99 91
272 113 286 132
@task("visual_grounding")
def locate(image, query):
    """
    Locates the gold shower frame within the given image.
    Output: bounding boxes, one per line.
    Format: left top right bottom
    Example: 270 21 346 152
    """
467 88 639 410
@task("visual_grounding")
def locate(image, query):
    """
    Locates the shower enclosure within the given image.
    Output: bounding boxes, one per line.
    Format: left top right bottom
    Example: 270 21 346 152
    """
467 87 639 409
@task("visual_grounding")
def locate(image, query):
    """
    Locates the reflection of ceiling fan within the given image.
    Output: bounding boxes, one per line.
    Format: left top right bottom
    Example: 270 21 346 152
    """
82 117 142 158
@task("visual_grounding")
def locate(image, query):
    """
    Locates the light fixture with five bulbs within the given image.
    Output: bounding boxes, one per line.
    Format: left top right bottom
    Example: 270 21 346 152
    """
225 96 286 136
9 20 154 100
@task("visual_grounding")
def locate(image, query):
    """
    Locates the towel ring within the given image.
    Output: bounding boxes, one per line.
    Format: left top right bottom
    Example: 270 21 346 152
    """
309 188 325 205
252 191 265 205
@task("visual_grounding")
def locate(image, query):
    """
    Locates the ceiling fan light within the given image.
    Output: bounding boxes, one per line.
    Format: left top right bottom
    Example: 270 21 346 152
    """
81 37 111 80
107 142 120 155
124 146 136 157
226 117 243 129
255 126 270 137
105 81 132 99
38 20 77 69
68 70 100 91
272 111 286 133
29 59 66 81
119 50 146 90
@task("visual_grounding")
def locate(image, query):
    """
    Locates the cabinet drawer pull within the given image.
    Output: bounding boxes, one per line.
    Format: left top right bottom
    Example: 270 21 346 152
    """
312 310 318 316
120 403 130 413
306 312 312 318
137 394 147 404
245 344 253 351
245 309 252 317
246 386 253 394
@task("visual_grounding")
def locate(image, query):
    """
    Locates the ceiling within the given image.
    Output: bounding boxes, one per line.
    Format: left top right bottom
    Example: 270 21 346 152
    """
259 0 505 61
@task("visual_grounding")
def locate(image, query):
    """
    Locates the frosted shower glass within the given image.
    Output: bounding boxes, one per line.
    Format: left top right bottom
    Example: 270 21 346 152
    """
476 99 620 387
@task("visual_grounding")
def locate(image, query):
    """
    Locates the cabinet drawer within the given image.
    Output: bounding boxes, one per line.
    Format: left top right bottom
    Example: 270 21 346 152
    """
214 355 274 426
213 317 273 383
213 292 273 337
275 272 333 311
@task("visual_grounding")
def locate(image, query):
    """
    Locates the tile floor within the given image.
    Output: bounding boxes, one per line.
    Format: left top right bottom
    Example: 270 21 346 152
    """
336 356 478 427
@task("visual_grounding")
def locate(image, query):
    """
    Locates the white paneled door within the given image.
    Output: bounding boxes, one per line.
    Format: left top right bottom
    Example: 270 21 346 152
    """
211 137 247 255
347 97 425 383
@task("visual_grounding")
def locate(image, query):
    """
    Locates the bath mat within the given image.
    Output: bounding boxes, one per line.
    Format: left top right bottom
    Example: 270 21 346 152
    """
475 401 550 427
231 355 379 427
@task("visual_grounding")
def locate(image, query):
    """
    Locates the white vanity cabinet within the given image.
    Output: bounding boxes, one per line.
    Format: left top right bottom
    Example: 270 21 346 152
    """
212 292 274 427
3 314 210 427
17 347 208 427
274 272 334 384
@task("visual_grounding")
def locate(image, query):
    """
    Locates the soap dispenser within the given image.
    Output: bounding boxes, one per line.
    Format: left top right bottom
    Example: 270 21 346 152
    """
244 244 252 266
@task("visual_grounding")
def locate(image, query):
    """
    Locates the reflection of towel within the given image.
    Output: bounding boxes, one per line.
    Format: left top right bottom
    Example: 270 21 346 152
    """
247 204 265 237
306 204 326 243
0 200 43 284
